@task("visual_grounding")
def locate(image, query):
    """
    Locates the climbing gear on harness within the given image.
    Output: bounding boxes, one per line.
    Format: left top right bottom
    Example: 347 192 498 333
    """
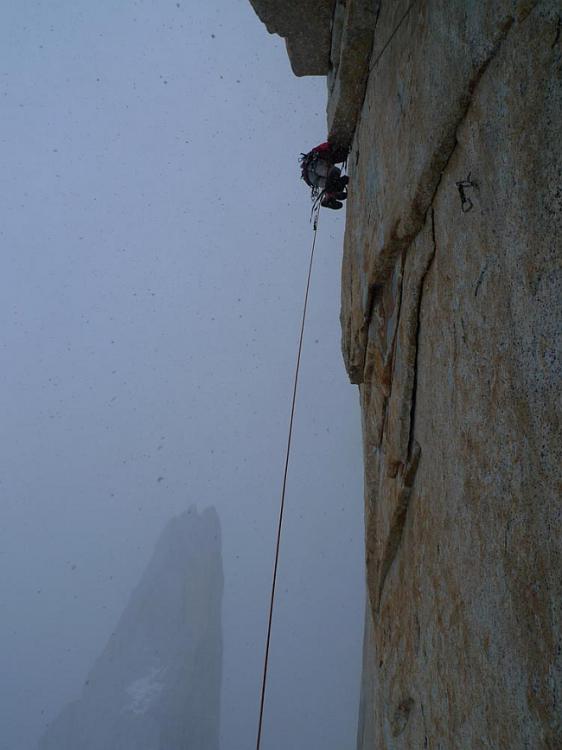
300 142 349 211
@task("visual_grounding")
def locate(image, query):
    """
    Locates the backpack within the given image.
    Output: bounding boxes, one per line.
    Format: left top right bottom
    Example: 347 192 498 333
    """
299 142 347 189
299 151 318 188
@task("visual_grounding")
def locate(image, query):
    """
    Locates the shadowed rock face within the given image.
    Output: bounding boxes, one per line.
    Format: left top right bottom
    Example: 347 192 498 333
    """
248 0 336 76
39 508 223 750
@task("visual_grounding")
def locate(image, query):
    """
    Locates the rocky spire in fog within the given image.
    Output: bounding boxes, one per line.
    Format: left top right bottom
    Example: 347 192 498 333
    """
39 507 223 750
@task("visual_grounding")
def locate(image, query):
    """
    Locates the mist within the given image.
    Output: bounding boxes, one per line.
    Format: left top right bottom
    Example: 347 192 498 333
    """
0 1 364 748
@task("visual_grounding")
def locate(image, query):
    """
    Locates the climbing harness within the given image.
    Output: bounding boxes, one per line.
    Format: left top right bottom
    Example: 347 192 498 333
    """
300 148 349 217
300 151 324 201
300 147 348 197
255 204 321 750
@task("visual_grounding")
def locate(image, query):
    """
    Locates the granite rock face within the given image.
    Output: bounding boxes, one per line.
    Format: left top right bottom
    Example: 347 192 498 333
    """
327 0 379 149
248 0 336 76
249 0 562 747
342 2 562 747
38 508 223 750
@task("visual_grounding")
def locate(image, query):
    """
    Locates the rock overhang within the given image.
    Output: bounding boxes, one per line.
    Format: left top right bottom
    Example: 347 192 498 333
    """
248 0 336 76
248 0 376 151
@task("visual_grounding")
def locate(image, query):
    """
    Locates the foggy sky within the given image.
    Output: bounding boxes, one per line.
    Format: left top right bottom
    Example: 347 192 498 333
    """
0 2 365 748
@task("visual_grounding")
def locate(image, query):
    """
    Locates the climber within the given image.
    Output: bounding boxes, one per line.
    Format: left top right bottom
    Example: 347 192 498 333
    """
300 141 349 210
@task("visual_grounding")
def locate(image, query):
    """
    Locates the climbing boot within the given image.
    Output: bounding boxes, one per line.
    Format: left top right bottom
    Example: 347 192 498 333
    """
321 196 343 210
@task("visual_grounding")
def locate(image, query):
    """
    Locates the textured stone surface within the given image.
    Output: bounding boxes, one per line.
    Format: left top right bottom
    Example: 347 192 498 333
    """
340 0 555 384
327 0 379 149
248 0 336 76
342 1 562 747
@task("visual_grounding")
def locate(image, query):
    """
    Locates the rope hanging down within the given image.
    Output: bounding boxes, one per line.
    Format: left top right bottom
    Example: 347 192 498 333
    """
255 207 321 750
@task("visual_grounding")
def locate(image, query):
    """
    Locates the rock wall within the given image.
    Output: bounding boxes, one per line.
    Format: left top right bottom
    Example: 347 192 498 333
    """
249 1 562 747
344 3 561 747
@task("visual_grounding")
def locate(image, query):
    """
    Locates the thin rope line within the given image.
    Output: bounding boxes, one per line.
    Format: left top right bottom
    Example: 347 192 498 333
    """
255 207 321 750
369 0 417 73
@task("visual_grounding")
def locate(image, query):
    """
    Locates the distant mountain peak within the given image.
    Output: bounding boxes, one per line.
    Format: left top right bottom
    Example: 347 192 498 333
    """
39 508 223 750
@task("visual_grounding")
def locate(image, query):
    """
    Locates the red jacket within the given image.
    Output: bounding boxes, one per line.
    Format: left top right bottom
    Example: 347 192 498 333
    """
310 142 347 164
300 142 348 188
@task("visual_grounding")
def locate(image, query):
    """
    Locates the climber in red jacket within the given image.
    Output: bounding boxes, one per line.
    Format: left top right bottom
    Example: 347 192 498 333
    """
300 141 349 209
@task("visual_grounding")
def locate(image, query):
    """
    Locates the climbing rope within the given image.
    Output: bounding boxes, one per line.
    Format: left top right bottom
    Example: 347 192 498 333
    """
255 205 321 750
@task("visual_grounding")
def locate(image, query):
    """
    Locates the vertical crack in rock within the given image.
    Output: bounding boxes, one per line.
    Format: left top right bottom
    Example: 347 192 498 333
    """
372 210 436 612
421 12 519 220
351 224 417 383
408 209 437 456
376 442 420 610
369 1 418 74
379 255 406 449
362 283 383 336
371 0 382 42
383 218 437 474
388 254 407 392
